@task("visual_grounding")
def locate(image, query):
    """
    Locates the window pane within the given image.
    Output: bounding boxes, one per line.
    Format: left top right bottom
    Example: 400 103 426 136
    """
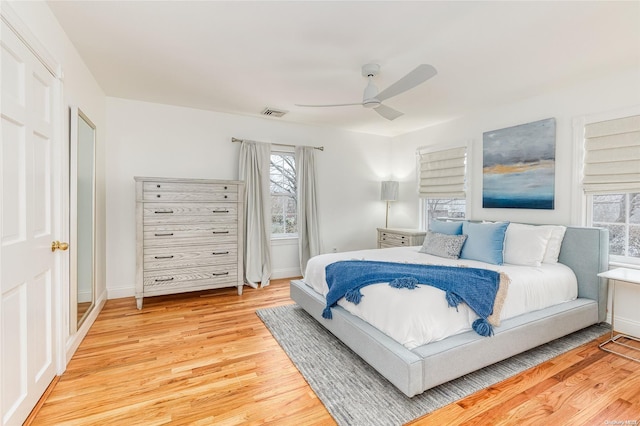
270 152 297 236
630 193 640 224
426 199 466 224
270 153 296 196
271 196 285 234
423 198 466 230
592 194 626 223
594 222 626 256
630 225 640 257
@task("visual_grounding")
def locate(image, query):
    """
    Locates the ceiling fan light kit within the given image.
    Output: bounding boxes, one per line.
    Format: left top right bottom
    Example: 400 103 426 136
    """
296 63 437 121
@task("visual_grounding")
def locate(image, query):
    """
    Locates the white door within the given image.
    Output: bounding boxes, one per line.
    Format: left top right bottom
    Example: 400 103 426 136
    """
1 21 60 426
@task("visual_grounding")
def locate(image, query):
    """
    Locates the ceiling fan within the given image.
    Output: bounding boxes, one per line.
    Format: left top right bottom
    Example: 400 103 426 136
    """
295 63 437 121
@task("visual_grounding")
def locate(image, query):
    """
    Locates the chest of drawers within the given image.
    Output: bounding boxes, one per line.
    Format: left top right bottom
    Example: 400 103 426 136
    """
377 228 426 249
135 177 245 309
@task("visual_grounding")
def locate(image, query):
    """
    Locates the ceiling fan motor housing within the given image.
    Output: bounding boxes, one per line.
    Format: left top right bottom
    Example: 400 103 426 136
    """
363 80 380 107
362 64 381 107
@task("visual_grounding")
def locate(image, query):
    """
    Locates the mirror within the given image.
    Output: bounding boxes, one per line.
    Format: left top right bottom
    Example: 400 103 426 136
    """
70 107 96 331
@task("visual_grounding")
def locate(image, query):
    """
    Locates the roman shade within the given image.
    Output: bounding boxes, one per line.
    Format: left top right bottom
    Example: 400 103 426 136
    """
583 114 640 194
418 146 467 198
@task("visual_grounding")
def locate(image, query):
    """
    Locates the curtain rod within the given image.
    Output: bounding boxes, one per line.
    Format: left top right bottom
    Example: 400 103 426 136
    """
231 137 324 151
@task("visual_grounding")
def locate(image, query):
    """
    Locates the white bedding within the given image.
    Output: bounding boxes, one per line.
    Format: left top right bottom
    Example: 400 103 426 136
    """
303 246 578 349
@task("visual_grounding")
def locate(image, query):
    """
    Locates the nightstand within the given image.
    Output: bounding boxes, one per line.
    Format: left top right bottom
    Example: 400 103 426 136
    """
377 228 426 249
597 268 640 363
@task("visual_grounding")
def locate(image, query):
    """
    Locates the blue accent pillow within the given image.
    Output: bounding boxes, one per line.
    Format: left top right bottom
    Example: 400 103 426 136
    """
460 221 509 265
429 220 463 235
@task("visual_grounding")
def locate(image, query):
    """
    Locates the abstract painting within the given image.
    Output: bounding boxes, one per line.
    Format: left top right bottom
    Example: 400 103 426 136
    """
482 118 556 209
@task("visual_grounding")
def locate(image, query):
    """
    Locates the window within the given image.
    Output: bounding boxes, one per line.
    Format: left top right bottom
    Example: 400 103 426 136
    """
590 193 640 260
581 113 640 263
422 198 466 229
417 144 467 229
270 152 297 237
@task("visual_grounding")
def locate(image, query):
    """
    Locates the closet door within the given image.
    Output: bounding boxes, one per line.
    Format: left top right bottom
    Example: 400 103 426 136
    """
1 21 60 425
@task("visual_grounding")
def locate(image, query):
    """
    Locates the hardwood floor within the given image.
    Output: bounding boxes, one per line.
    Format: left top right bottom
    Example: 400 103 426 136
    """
30 279 640 425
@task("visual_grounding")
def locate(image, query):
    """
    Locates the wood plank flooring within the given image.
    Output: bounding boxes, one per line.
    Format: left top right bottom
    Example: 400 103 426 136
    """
30 278 640 425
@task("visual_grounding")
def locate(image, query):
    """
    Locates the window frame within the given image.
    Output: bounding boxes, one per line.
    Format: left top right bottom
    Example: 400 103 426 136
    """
269 149 298 240
417 141 469 230
573 105 640 266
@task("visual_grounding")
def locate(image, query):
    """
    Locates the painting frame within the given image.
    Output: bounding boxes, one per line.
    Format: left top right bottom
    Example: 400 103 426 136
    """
482 118 556 210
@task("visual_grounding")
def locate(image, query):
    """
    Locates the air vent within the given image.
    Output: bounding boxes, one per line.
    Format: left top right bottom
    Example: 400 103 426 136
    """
261 107 288 118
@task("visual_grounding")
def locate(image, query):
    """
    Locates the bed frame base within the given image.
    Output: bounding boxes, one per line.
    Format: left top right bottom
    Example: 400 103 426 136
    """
289 226 609 397
291 279 597 397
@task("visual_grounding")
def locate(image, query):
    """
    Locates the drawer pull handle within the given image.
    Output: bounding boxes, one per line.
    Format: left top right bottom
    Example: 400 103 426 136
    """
212 210 229 213
155 277 174 282
154 255 174 259
224 186 228 189
154 210 174 214
156 194 161 198
212 251 230 255
224 195 228 199
154 233 174 237
212 272 229 276
156 184 161 188
212 231 229 234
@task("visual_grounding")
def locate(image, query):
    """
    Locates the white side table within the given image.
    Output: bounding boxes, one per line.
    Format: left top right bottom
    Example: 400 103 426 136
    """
597 268 640 363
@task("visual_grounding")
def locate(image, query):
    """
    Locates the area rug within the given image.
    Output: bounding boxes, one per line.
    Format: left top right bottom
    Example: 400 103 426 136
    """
256 304 609 426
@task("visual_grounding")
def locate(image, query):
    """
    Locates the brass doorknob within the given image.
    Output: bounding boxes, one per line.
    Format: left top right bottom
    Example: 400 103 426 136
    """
51 241 69 252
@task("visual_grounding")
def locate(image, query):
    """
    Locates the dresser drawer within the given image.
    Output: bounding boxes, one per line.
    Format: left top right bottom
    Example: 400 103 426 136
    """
144 223 236 238
377 228 426 248
143 181 238 202
143 244 237 271
143 203 238 224
379 232 410 245
143 265 238 290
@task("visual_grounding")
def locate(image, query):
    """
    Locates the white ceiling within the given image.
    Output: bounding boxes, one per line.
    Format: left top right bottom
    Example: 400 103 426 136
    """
47 1 640 137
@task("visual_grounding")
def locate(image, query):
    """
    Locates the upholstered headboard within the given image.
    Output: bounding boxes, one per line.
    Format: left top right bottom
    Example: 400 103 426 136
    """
558 226 609 322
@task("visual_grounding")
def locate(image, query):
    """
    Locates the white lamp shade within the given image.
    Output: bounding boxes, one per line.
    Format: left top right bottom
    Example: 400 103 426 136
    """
381 181 399 201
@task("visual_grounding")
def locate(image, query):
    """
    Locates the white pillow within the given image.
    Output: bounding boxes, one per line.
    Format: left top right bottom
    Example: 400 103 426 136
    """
503 223 553 267
539 225 567 263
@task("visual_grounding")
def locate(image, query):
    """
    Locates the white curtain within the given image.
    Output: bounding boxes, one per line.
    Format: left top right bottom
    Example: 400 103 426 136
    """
239 140 272 287
295 146 321 275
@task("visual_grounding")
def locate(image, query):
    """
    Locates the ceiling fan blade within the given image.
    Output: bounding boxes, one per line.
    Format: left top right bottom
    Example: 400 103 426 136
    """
374 104 403 121
376 64 437 102
295 102 363 108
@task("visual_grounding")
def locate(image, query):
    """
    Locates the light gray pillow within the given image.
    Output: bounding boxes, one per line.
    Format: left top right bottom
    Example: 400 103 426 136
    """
419 231 468 259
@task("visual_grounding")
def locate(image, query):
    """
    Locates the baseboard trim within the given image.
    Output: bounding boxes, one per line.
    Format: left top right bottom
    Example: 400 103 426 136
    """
271 267 302 280
613 316 640 337
108 286 135 299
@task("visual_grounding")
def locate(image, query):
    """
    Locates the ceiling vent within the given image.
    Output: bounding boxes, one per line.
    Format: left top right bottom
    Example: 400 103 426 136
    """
261 107 288 118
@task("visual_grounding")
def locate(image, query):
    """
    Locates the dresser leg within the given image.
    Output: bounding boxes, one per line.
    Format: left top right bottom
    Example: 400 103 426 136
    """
237 285 243 295
136 297 143 310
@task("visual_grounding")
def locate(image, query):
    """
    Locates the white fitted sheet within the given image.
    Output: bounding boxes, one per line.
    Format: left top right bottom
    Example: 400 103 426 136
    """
303 246 578 349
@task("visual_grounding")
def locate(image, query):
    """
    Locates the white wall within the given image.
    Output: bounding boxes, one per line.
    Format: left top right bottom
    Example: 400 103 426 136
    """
7 0 107 359
105 98 391 297
390 65 640 336
391 66 640 227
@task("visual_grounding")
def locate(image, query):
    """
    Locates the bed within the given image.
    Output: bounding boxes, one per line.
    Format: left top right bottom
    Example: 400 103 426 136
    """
290 223 609 397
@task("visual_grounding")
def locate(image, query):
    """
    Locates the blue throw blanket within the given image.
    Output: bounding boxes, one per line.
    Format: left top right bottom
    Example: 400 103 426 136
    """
323 260 502 336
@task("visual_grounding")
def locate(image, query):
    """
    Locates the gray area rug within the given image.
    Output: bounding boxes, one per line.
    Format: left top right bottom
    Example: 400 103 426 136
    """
256 304 609 426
